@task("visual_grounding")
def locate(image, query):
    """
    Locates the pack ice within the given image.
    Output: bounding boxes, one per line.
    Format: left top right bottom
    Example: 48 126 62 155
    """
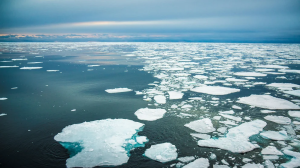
237 95 300 109
144 142 177 163
197 120 267 153
134 108 166 121
54 119 147 168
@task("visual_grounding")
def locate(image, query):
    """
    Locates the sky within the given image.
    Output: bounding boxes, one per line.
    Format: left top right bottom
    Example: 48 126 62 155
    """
0 0 299 42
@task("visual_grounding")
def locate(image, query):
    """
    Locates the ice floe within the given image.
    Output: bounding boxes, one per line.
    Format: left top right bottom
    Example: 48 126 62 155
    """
197 120 266 153
0 113 7 116
266 83 300 91
134 108 166 121
280 150 300 168
154 95 166 104
185 118 216 133
144 142 177 163
54 119 147 167
237 95 300 109
20 67 43 70
178 156 195 163
47 70 60 72
234 72 267 77
105 88 132 93
288 111 300 118
168 91 184 99
260 131 289 140
0 65 19 68
283 90 300 97
182 158 209 168
264 115 291 124
261 146 283 155
191 86 240 95
0 97 8 100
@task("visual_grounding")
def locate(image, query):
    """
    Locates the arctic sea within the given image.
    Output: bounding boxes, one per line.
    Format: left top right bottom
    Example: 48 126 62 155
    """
0 42 300 168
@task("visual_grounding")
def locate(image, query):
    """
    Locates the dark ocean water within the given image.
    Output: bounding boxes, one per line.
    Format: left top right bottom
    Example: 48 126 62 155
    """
0 42 300 168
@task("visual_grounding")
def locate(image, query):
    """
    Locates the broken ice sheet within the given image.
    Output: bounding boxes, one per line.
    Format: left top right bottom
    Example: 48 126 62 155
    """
144 143 177 163
54 119 147 168
184 118 216 133
264 115 291 124
191 86 240 95
105 88 132 93
134 108 166 121
237 95 300 109
198 120 267 153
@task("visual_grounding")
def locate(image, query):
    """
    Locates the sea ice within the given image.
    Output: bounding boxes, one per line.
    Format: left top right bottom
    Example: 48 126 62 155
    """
54 119 147 167
234 72 267 77
0 113 7 116
266 83 300 91
154 95 166 104
47 70 60 72
178 156 195 163
0 97 8 100
168 91 184 99
237 95 300 109
0 65 19 68
288 111 300 118
134 108 166 121
260 131 289 140
261 146 283 155
194 75 208 80
220 114 242 122
184 118 216 133
105 88 132 93
182 158 209 168
264 115 291 124
191 133 211 140
283 90 300 97
197 120 267 153
226 78 248 82
261 110 276 113
144 143 177 163
232 105 242 110
280 150 300 168
242 163 264 168
20 67 43 70
191 86 240 95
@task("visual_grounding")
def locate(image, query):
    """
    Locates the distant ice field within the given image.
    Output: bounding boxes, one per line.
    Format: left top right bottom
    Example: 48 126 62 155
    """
1 42 300 168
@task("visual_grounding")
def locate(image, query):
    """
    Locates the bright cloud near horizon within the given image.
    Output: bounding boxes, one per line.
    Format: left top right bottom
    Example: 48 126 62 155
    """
0 0 299 42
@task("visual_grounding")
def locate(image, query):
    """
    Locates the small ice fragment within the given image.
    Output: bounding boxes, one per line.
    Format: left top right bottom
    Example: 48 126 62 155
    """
263 155 279 160
144 143 177 163
182 158 209 168
260 131 289 140
242 163 264 168
261 146 283 155
178 156 195 163
47 70 59 72
27 62 43 64
213 165 230 168
0 97 8 100
71 109 76 112
288 111 300 118
134 108 166 121
194 75 208 80
105 88 132 93
217 127 227 134
11 87 18 89
232 105 242 110
190 133 211 140
0 65 19 68
264 160 275 168
191 86 240 95
261 110 276 113
87 65 100 67
213 116 221 120
0 113 7 116
264 115 291 124
184 118 216 133
154 95 166 104
237 95 300 109
234 72 267 77
20 67 43 70
168 91 184 99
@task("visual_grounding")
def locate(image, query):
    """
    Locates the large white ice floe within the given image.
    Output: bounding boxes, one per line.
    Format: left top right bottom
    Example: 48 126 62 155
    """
168 91 184 99
234 72 267 77
283 90 300 97
182 158 209 168
54 119 147 168
134 108 166 121
197 120 267 153
185 118 216 133
154 95 166 104
144 142 177 163
191 86 240 95
264 115 291 124
260 131 289 140
266 83 300 91
105 88 132 93
237 95 300 109
288 111 300 118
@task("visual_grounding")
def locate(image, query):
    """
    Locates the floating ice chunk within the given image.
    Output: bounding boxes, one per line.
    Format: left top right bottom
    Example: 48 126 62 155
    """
71 109 76 112
237 95 300 109
217 127 227 134
185 118 216 133
253 82 266 85
220 114 242 122
234 72 267 77
12 58 27 61
198 120 267 153
47 70 60 72
87 65 100 67
219 110 235 114
261 110 276 113
189 97 204 101
261 146 283 155
194 75 208 80
256 65 289 69
280 150 300 168
27 62 43 64
226 78 248 82
54 119 146 167
181 104 193 109
144 143 177 163
20 67 43 70
260 131 289 140
168 91 184 99
171 104 178 108
182 158 209 168
255 69 275 72
213 116 221 120
0 65 19 68
11 87 18 89
242 163 264 168
264 160 275 168
288 111 300 118
266 83 300 91
178 156 195 163
0 97 7 100
134 108 166 121
135 91 143 95
264 115 291 124
191 86 240 95
213 165 230 168
154 95 166 104
0 113 7 116
245 77 256 80
191 133 211 140
279 69 300 74
232 105 242 110
105 88 132 93
219 120 237 125
283 90 300 97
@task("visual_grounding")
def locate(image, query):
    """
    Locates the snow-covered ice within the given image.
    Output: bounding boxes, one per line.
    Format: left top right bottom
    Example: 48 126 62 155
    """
54 119 147 167
105 88 132 93
168 91 184 99
178 156 195 163
185 118 216 133
237 95 300 109
134 108 166 121
144 143 177 163
288 111 300 118
191 86 240 95
264 115 291 124
154 95 166 104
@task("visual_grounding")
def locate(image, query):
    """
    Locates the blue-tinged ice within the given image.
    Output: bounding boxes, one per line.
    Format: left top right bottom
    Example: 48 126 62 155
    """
54 119 147 168
144 142 177 163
